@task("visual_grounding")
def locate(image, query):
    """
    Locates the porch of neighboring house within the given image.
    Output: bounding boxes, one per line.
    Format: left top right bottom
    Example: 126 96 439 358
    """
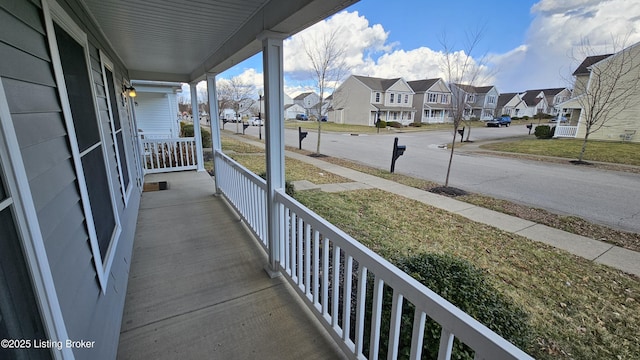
117 170 344 359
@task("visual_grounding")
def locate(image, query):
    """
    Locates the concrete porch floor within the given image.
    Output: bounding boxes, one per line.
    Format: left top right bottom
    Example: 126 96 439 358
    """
117 171 344 359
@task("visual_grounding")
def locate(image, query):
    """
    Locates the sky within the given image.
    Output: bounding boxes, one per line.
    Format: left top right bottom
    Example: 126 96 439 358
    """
185 0 640 100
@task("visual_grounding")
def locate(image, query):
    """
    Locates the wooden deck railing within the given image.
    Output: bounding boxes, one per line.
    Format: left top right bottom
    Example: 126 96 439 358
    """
142 138 197 174
214 150 532 360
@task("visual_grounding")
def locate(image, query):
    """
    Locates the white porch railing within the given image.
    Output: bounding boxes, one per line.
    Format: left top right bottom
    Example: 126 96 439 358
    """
554 126 578 138
142 138 197 174
214 150 532 360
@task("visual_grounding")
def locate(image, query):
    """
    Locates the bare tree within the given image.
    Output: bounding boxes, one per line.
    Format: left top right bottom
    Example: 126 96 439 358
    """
217 76 256 130
440 30 491 187
301 27 349 155
568 37 640 162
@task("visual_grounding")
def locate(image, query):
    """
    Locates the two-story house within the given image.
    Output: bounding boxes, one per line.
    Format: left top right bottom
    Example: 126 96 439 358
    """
293 91 321 117
449 84 499 120
520 88 572 117
557 42 640 142
408 78 453 123
329 75 415 126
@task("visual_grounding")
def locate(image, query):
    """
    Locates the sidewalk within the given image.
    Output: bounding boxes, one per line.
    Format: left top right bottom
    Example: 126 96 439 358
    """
224 133 640 277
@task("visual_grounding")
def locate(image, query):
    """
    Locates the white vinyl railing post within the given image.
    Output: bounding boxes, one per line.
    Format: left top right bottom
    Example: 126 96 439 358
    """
259 31 288 277
207 73 222 194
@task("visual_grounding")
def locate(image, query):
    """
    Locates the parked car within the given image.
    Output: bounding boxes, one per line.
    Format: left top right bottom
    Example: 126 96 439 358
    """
319 115 327 122
248 118 263 126
296 114 309 121
550 115 568 123
486 115 511 127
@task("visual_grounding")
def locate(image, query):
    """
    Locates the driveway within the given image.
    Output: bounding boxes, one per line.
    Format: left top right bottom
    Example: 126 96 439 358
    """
255 124 640 234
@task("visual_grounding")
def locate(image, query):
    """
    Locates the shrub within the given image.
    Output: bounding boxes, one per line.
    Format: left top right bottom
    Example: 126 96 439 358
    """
408 122 422 127
534 125 555 139
376 120 387 128
181 124 212 146
258 172 294 197
388 121 403 128
522 116 530 120
365 253 531 359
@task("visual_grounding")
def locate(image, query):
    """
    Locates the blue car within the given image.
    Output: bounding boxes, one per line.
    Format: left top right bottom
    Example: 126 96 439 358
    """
486 115 511 127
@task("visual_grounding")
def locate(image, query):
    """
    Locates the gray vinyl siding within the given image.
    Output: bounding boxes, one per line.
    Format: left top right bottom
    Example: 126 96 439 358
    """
0 1 141 359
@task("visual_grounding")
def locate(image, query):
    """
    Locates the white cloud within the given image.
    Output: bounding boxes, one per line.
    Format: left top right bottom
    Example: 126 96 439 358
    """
495 0 640 91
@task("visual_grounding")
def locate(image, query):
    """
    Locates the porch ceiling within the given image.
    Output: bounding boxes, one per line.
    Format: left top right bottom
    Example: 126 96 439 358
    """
80 0 358 82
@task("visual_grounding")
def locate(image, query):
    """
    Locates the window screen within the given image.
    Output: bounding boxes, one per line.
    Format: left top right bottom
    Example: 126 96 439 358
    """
55 23 116 260
104 68 130 190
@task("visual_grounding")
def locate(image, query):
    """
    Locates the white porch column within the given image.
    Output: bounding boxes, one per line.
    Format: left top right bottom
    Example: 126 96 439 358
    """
259 31 287 276
207 73 222 193
190 83 204 171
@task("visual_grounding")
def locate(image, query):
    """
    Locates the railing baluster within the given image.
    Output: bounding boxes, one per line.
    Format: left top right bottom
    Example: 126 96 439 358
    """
305 223 312 299
297 217 304 290
409 310 426 360
354 266 368 357
291 211 297 281
342 255 353 343
331 245 341 330
285 208 291 276
437 329 455 360
388 291 404 360
322 236 329 318
369 275 384 360
313 230 320 308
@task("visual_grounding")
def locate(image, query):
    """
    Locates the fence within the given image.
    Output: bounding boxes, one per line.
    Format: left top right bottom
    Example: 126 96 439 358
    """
214 149 532 360
142 138 197 174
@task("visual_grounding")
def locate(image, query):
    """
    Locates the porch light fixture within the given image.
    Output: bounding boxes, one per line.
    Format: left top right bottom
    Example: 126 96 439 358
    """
123 85 137 98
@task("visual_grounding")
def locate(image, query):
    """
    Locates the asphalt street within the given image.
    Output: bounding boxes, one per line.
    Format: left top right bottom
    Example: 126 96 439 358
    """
237 123 640 234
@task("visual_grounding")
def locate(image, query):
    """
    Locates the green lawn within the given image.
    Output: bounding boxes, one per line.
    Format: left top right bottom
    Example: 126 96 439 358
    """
295 189 640 360
284 119 488 134
480 138 640 166
221 135 640 359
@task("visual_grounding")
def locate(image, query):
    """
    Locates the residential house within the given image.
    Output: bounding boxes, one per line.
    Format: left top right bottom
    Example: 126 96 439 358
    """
329 75 416 126
496 92 527 117
0 1 535 359
293 91 320 117
131 80 182 138
557 42 640 142
284 103 307 119
520 88 572 117
408 78 453 123
450 84 499 120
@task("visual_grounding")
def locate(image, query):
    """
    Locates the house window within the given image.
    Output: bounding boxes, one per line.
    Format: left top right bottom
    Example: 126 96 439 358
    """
441 94 449 104
408 112 412 120
467 94 475 102
48 10 121 291
404 94 409 103
0 157 49 356
375 92 380 102
428 93 438 103
488 95 496 104
390 93 394 103
101 56 131 204
393 112 397 120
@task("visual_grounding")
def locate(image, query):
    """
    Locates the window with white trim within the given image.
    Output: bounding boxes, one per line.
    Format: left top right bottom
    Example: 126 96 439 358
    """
46 3 121 291
427 93 438 103
375 92 380 102
404 94 408 103
100 54 131 205
488 95 496 104
441 94 449 104
390 93 394 103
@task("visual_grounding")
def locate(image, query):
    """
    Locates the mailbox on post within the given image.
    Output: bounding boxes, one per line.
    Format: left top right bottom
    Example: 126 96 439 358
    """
390 137 406 173
457 126 465 143
242 123 250 134
526 123 533 135
298 127 308 149
222 118 229 129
